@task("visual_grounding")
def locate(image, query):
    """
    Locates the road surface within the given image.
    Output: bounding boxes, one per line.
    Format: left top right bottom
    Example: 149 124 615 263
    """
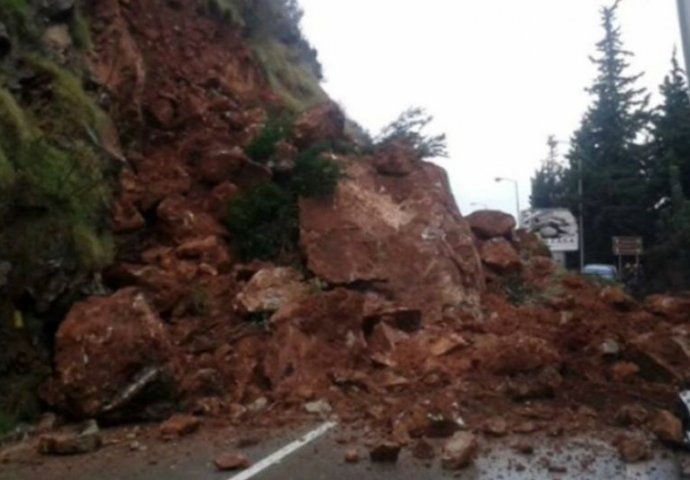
0 422 686 480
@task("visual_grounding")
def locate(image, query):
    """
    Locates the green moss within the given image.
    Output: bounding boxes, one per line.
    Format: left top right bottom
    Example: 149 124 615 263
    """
72 223 114 272
0 0 32 39
202 0 245 26
69 6 93 50
0 88 36 153
251 40 326 111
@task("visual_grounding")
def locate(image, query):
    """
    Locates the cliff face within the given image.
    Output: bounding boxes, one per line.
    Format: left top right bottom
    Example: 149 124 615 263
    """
3 0 690 449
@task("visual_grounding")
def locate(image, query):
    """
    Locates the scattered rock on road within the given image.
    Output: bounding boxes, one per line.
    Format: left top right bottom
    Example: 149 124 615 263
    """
369 441 402 463
441 432 478 470
214 452 251 471
616 433 652 463
412 439 435 460
651 410 684 444
304 399 332 416
344 449 360 463
159 414 201 439
38 420 101 456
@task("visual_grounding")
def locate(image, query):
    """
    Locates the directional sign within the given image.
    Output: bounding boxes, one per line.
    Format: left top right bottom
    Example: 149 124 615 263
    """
612 236 643 256
521 209 579 252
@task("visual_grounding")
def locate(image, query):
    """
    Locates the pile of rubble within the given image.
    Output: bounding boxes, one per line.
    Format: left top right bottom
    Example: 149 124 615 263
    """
8 0 690 471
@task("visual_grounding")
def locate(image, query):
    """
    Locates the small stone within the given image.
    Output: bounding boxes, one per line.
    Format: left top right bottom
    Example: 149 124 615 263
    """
304 399 332 416
513 441 534 455
441 432 478 470
247 397 268 413
412 439 435 460
483 417 508 437
344 449 359 463
214 452 251 471
159 414 201 439
600 339 621 356
369 441 401 463
615 404 648 427
617 434 652 463
651 410 684 444
38 422 102 456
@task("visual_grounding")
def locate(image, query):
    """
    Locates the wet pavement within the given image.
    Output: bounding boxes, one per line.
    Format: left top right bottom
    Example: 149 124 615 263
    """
0 423 686 480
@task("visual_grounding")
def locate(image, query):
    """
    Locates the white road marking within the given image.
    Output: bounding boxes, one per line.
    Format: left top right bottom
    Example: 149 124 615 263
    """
227 421 337 480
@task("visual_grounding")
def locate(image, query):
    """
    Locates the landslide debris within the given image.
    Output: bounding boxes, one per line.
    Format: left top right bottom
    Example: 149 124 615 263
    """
1 0 690 472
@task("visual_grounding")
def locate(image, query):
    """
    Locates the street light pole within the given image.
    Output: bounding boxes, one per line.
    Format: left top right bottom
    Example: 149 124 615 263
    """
495 177 521 227
678 0 690 85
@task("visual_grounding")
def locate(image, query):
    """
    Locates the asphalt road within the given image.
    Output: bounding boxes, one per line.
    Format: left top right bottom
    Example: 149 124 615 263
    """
0 422 686 480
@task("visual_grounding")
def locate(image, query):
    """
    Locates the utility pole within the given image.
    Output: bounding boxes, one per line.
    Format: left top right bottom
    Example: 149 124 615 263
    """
495 177 521 227
578 156 585 270
678 0 690 81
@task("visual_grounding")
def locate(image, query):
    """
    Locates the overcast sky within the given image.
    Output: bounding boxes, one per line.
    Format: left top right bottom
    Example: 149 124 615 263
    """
299 0 682 217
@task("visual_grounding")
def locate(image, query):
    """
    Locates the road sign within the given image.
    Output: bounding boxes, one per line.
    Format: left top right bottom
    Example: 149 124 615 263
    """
612 236 643 256
521 209 579 252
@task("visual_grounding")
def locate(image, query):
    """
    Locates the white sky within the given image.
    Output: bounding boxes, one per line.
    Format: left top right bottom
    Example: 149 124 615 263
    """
299 0 682 217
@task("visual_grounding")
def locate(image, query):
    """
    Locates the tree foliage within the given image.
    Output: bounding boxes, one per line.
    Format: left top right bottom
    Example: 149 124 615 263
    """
531 136 566 208
375 107 448 159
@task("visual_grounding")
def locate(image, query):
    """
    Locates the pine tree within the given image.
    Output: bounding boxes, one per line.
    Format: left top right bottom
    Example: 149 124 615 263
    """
531 135 566 208
565 0 651 264
645 54 690 290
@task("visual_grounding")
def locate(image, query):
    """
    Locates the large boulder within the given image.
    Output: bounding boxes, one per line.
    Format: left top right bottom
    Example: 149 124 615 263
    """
466 210 516 239
299 159 484 322
235 267 311 314
480 238 521 273
43 288 178 418
373 141 417 176
292 102 346 148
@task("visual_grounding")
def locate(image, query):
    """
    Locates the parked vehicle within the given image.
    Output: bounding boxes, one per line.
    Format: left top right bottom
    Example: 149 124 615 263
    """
581 264 618 282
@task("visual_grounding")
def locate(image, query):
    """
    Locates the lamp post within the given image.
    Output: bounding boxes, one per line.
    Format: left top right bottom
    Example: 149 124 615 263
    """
678 0 690 86
495 177 521 227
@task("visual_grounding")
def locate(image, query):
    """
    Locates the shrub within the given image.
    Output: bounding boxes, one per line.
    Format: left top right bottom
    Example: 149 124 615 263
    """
227 182 298 260
375 107 448 159
245 112 294 163
291 147 342 197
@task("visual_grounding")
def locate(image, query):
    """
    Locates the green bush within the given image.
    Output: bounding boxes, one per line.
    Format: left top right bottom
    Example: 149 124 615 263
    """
227 182 298 260
291 147 342 197
375 107 448 159
245 112 294 163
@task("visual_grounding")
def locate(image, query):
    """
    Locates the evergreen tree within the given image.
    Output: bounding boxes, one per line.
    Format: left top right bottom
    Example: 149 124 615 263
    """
565 0 651 264
531 135 566 208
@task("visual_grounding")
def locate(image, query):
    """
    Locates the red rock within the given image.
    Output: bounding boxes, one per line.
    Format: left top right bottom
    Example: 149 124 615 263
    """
479 335 561 374
204 181 241 220
300 159 484 323
214 452 251 471
373 140 416 176
512 229 552 258
198 146 247 184
38 432 101 456
650 410 684 444
480 238 522 273
106 263 184 312
616 433 652 463
466 210 516 239
628 331 690 382
369 441 401 463
600 286 635 309
645 295 690 322
441 432 478 470
43 288 177 418
160 414 201 439
175 235 232 271
609 362 640 382
344 449 360 463
292 102 345 148
147 96 177 129
430 335 469 357
483 416 509 437
111 198 145 233
236 267 310 313
268 140 298 172
615 404 649 427
157 194 226 242
127 155 192 211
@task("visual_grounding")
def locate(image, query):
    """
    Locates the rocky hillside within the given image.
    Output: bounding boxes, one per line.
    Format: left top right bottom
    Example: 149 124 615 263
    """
2 0 690 465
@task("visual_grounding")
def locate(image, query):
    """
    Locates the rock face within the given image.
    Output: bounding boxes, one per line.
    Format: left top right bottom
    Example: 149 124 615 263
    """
650 410 684 444
44 288 177 418
235 267 310 313
466 210 516 239
292 102 346 148
300 157 484 322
